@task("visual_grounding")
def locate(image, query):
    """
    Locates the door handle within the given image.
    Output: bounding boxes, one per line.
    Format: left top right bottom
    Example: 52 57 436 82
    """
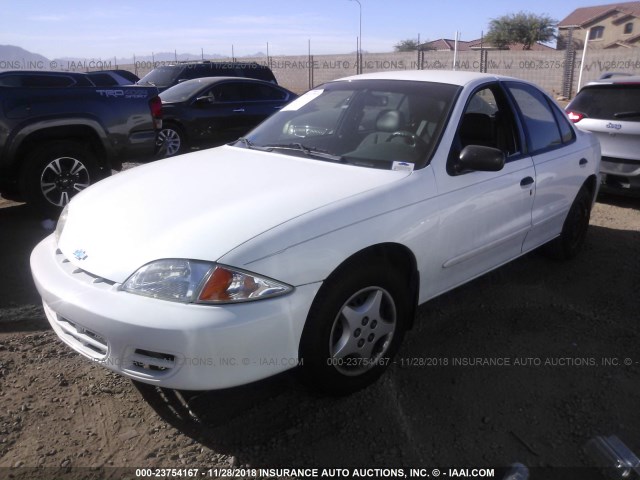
233 108 245 113
520 176 534 187
579 158 588 166
274 106 283 110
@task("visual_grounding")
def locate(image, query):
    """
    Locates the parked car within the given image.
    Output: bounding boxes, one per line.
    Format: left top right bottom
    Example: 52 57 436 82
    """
137 61 277 92
86 69 139 86
156 77 296 156
566 74 640 194
31 71 600 395
0 70 161 214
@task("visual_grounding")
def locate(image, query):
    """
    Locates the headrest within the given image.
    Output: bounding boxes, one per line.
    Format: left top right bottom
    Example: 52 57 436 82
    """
376 110 404 132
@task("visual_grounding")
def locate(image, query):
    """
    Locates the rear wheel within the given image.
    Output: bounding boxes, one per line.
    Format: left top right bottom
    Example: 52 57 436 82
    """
544 186 592 260
21 141 102 216
299 263 410 395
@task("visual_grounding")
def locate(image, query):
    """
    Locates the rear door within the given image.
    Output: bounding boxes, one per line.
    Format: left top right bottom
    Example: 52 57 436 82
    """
239 82 293 130
504 81 591 252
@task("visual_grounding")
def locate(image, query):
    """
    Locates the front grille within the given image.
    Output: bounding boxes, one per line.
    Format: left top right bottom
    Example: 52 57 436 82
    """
56 249 116 288
55 316 108 358
126 349 176 376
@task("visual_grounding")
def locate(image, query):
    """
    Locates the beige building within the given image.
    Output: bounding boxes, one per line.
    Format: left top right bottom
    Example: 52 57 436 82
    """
558 1 640 49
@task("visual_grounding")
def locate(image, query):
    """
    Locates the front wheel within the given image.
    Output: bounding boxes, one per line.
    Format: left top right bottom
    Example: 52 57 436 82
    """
299 263 410 395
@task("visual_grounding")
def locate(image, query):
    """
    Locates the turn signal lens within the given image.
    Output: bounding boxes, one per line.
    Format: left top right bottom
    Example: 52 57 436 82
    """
197 265 292 303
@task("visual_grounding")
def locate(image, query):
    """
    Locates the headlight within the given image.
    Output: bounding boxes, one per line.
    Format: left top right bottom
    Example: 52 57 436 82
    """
121 259 292 304
55 205 69 244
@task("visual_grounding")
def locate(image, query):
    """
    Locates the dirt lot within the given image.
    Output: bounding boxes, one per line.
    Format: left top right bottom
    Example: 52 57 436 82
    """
0 187 639 480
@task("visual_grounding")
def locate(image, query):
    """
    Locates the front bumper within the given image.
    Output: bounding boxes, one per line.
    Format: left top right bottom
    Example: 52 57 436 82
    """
30 235 320 390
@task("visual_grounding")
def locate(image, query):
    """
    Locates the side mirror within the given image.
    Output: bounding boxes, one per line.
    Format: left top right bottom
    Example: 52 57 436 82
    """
455 145 505 173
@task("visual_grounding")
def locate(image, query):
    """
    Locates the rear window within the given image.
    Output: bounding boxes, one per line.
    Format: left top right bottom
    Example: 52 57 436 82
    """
87 73 118 86
569 84 640 121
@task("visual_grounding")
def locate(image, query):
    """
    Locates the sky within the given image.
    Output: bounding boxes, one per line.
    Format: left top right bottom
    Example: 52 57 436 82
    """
0 0 624 60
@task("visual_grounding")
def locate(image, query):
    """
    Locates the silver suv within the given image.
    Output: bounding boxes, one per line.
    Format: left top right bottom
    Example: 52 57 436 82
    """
566 74 640 194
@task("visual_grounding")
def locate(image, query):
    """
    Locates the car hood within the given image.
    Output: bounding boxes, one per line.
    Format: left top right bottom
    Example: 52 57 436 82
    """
58 146 410 283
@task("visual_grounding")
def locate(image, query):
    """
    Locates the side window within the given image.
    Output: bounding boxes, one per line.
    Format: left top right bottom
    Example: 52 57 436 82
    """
184 66 210 80
211 83 244 102
22 75 76 87
243 83 287 101
0 75 21 87
453 84 521 159
550 103 575 144
506 82 563 153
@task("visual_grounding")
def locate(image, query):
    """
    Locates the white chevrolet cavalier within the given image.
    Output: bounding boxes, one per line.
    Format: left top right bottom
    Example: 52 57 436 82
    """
31 71 600 394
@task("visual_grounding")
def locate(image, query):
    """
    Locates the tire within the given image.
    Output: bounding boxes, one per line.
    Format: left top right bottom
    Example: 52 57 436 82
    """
21 141 102 216
544 186 592 260
156 124 186 157
299 262 411 395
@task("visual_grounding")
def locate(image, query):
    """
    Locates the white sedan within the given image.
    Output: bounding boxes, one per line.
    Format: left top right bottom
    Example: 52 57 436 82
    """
31 71 600 394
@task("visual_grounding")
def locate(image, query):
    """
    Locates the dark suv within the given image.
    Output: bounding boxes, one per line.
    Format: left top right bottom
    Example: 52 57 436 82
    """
566 74 640 194
137 62 277 92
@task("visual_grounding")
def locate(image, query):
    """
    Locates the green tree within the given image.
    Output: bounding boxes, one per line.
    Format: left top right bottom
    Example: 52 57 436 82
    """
485 12 557 50
394 38 420 52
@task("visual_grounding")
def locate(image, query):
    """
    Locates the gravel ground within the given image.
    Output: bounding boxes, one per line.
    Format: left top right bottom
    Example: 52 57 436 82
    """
0 184 639 480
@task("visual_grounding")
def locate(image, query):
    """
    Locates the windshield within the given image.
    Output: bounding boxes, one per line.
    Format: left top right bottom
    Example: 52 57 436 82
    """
160 79 207 103
234 79 460 170
137 66 181 88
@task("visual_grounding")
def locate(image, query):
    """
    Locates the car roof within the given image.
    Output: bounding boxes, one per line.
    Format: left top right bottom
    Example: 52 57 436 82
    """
154 62 268 68
586 75 640 86
174 76 280 87
0 70 87 77
337 70 521 87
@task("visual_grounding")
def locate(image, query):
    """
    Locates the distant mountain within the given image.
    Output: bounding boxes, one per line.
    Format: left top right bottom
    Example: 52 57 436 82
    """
0 45 50 69
1 45 267 72
50 52 229 68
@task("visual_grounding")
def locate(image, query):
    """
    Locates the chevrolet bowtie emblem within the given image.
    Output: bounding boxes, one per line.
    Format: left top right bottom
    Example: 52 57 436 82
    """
73 249 88 261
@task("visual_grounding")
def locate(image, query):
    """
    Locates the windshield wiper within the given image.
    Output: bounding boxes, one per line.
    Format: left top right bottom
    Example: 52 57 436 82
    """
236 137 271 151
613 111 640 119
262 143 345 162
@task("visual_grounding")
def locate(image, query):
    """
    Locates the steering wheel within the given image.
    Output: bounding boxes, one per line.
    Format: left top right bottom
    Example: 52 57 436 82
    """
386 131 425 148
